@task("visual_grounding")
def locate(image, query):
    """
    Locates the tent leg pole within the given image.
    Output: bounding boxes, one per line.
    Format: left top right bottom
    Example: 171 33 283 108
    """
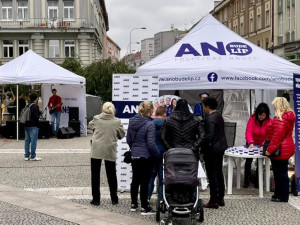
249 89 252 115
17 84 19 141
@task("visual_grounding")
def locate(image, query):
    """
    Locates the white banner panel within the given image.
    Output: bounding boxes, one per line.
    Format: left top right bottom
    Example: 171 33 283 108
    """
113 74 159 191
41 84 87 134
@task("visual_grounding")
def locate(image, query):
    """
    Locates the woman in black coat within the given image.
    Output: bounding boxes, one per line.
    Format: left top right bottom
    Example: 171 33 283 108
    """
201 97 228 209
161 99 205 159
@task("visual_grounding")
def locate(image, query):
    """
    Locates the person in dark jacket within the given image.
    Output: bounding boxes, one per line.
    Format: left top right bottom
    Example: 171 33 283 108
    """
24 93 41 161
265 97 295 202
148 106 166 201
201 97 228 209
126 101 159 215
161 99 205 159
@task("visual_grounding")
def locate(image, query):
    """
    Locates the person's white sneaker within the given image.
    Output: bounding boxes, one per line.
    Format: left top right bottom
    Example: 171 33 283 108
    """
24 158 30 161
30 157 42 161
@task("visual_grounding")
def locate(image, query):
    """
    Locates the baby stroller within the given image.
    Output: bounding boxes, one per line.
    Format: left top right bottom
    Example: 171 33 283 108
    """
156 148 204 224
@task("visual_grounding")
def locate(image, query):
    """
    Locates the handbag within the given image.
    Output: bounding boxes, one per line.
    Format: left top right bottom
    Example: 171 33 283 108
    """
123 150 132 164
123 126 141 164
262 140 281 157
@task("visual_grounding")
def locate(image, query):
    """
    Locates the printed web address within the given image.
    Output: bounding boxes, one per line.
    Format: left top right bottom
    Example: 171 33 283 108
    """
159 77 201 82
221 76 293 81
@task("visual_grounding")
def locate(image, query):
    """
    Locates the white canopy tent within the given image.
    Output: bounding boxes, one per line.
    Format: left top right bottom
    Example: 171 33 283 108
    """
0 50 86 139
136 14 300 90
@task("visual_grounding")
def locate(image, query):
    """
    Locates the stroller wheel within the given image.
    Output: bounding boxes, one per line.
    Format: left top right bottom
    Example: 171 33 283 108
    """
198 199 204 222
160 218 172 225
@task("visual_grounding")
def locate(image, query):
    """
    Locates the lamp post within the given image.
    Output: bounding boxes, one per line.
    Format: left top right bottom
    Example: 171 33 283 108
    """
130 27 146 68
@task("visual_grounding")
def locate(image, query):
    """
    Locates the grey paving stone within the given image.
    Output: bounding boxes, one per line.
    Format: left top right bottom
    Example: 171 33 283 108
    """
0 201 77 225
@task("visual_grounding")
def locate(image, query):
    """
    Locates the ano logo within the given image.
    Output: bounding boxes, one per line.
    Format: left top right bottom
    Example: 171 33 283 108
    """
175 42 252 57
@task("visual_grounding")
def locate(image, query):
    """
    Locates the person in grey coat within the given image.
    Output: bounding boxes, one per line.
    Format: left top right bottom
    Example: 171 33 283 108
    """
88 102 125 206
126 101 159 215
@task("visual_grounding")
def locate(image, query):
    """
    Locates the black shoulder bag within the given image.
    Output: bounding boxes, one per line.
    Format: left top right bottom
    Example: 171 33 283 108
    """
123 128 140 164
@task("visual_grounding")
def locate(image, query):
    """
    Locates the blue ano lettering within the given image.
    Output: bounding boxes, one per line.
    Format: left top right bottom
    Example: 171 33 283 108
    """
175 44 201 57
201 42 226 56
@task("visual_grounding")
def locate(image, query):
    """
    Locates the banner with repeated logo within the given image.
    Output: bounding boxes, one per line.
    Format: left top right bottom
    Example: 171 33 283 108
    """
293 74 300 192
112 74 159 191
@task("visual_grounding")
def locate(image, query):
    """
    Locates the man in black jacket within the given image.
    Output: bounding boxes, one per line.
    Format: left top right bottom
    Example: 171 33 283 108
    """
202 97 227 209
24 93 41 161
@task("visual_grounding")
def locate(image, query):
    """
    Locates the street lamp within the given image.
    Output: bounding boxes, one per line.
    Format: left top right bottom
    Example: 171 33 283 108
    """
130 27 146 67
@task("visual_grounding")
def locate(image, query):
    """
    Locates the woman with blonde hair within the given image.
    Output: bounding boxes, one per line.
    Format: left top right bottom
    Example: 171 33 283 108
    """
265 97 295 202
126 101 159 215
88 102 125 206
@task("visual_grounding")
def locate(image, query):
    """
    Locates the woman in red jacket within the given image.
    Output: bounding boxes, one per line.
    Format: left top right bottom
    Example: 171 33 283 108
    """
244 103 272 188
265 97 295 202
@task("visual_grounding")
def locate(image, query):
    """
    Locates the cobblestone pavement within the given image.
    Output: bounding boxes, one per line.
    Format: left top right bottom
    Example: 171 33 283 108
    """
1 136 300 224
0 201 78 225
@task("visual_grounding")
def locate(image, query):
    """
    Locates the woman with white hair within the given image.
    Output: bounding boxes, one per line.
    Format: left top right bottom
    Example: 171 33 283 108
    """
88 102 125 206
265 97 295 202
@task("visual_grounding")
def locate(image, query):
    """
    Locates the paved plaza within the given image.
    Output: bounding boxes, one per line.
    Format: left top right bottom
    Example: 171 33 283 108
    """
1 135 300 224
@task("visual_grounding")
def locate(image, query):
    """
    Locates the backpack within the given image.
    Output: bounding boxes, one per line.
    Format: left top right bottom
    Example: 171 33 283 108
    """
19 103 34 124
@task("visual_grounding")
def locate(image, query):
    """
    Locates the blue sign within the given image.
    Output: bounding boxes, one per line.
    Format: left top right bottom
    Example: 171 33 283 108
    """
226 42 252 56
293 73 300 192
113 101 142 118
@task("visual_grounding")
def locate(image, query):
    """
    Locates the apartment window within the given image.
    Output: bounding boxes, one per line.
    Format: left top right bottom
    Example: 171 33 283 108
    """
3 40 13 58
279 13 283 36
241 0 245 10
257 40 260 47
17 0 28 20
64 1 74 20
65 40 75 57
265 39 269 49
257 14 261 29
19 40 28 55
265 10 270 26
250 18 254 32
149 50 153 56
49 40 59 58
2 0 12 20
240 22 244 36
48 1 58 19
149 43 153 48
234 1 238 14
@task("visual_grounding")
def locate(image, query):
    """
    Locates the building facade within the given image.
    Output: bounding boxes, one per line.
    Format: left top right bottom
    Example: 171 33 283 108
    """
141 37 154 63
273 0 300 64
122 51 142 70
154 29 185 57
212 0 273 50
105 36 120 62
0 0 109 65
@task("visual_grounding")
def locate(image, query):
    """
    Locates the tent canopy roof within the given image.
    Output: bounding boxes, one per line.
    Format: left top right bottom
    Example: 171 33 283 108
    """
0 50 85 85
136 14 300 90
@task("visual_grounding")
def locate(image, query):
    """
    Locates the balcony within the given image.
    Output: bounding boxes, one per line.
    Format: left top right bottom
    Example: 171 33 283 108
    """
0 18 89 30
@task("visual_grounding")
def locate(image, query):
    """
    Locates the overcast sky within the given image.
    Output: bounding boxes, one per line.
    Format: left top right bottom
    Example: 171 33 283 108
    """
105 0 215 58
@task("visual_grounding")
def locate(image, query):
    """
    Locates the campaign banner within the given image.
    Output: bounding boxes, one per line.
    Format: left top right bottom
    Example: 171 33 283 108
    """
113 74 159 191
293 74 300 192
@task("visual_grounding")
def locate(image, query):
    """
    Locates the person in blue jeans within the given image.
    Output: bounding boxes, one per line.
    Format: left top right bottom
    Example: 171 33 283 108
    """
148 106 166 201
48 89 63 135
24 93 41 161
